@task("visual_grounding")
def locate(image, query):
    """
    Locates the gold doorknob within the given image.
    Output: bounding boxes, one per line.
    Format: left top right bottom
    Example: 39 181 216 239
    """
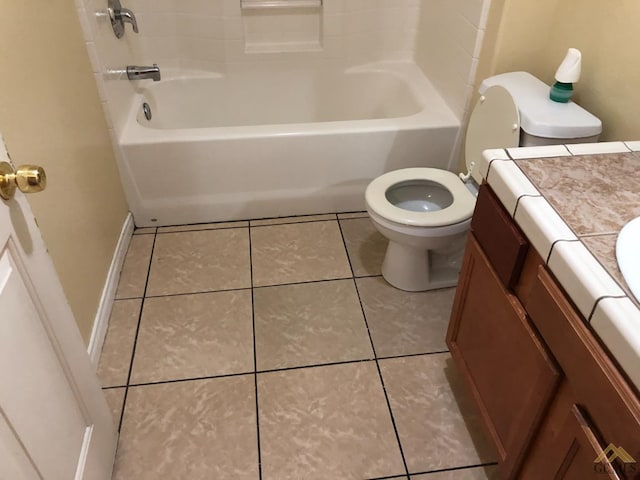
0 161 47 200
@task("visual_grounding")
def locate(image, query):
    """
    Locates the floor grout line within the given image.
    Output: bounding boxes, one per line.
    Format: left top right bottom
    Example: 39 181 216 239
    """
248 223 264 480
367 474 409 480
144 211 345 231
250 217 338 228
358 279 411 479
102 349 453 390
104 213 474 478
112 370 254 389
258 357 373 374
254 275 355 289
141 214 371 234
376 350 450 362
156 225 249 234
337 219 411 478
407 461 500 477
129 271 453 303
134 215 364 237
139 275 384 299
354 273 385 280
147 218 343 235
112 296 145 301
118 230 157 433
144 286 253 299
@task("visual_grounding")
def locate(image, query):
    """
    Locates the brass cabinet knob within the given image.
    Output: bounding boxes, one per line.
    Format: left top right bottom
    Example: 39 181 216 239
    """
0 161 47 200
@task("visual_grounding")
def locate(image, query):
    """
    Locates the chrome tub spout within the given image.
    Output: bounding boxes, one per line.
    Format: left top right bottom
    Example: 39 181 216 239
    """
127 64 161 82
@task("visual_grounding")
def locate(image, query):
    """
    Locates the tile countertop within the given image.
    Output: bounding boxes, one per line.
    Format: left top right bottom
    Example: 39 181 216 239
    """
476 141 640 392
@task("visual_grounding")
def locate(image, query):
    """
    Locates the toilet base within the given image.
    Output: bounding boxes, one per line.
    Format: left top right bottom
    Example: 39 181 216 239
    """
381 240 461 292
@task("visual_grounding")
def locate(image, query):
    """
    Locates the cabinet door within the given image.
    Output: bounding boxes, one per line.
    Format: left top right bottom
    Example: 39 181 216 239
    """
520 382 626 480
553 405 623 480
527 266 640 480
447 234 561 479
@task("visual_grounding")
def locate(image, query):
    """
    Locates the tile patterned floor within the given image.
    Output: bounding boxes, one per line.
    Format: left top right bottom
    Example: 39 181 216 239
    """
101 213 498 480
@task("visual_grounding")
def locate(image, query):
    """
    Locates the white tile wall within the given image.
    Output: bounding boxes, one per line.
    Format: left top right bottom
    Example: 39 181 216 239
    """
415 0 489 119
243 9 323 53
77 0 482 136
84 0 421 76
76 0 145 135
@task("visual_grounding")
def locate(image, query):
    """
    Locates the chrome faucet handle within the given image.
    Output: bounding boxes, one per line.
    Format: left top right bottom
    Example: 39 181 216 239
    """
119 8 138 33
107 0 139 38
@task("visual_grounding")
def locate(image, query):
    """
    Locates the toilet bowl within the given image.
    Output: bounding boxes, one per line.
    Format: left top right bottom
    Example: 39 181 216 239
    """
366 168 476 291
365 72 603 292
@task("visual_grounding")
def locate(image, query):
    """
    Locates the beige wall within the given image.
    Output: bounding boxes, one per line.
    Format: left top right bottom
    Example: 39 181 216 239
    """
0 1 129 342
477 0 640 141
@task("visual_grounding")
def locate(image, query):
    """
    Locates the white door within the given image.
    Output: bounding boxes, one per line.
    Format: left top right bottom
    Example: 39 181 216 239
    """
0 138 116 480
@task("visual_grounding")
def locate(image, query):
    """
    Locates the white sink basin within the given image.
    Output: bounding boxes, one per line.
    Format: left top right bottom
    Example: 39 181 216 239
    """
616 216 640 302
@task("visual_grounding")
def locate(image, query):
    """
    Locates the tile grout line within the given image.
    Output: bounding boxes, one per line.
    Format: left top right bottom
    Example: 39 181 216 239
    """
118 230 157 433
145 211 350 231
336 219 411 478
101 350 452 390
148 217 345 234
106 213 470 477
115 275 388 303
356 279 411 479
156 225 249 234
366 474 409 480
378 350 450 361
250 218 337 228
406 460 500 477
248 224 263 480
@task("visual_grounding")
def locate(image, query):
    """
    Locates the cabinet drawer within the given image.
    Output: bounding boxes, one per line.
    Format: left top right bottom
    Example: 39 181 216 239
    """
528 266 640 477
471 184 528 289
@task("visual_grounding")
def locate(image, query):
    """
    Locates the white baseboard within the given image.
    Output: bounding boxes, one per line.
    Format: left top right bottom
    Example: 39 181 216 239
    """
88 213 134 366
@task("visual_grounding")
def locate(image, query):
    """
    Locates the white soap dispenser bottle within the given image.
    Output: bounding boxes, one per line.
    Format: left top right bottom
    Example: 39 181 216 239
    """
549 48 582 103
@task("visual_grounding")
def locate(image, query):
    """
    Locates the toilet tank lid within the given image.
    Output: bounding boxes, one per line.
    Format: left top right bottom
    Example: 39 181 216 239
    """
479 72 602 139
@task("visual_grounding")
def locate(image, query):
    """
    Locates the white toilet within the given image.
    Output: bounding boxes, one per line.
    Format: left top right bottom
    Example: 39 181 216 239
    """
365 72 602 292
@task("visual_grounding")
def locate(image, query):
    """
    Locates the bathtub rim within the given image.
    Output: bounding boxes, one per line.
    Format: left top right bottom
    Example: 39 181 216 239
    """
119 61 461 145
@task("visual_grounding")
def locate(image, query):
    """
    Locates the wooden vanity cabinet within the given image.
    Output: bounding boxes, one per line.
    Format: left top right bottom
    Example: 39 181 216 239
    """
447 185 640 480
520 267 640 480
518 382 624 480
447 233 561 479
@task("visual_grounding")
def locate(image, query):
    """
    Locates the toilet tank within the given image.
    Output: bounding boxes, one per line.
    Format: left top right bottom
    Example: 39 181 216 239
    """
479 72 602 146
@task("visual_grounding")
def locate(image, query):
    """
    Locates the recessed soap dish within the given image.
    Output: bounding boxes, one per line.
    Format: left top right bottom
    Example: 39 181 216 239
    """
241 0 322 9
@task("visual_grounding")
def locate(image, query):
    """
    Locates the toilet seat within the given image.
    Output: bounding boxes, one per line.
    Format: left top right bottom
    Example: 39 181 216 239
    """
365 168 476 228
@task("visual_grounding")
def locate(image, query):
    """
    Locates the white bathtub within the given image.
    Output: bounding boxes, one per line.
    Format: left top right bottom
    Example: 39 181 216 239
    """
118 62 460 227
